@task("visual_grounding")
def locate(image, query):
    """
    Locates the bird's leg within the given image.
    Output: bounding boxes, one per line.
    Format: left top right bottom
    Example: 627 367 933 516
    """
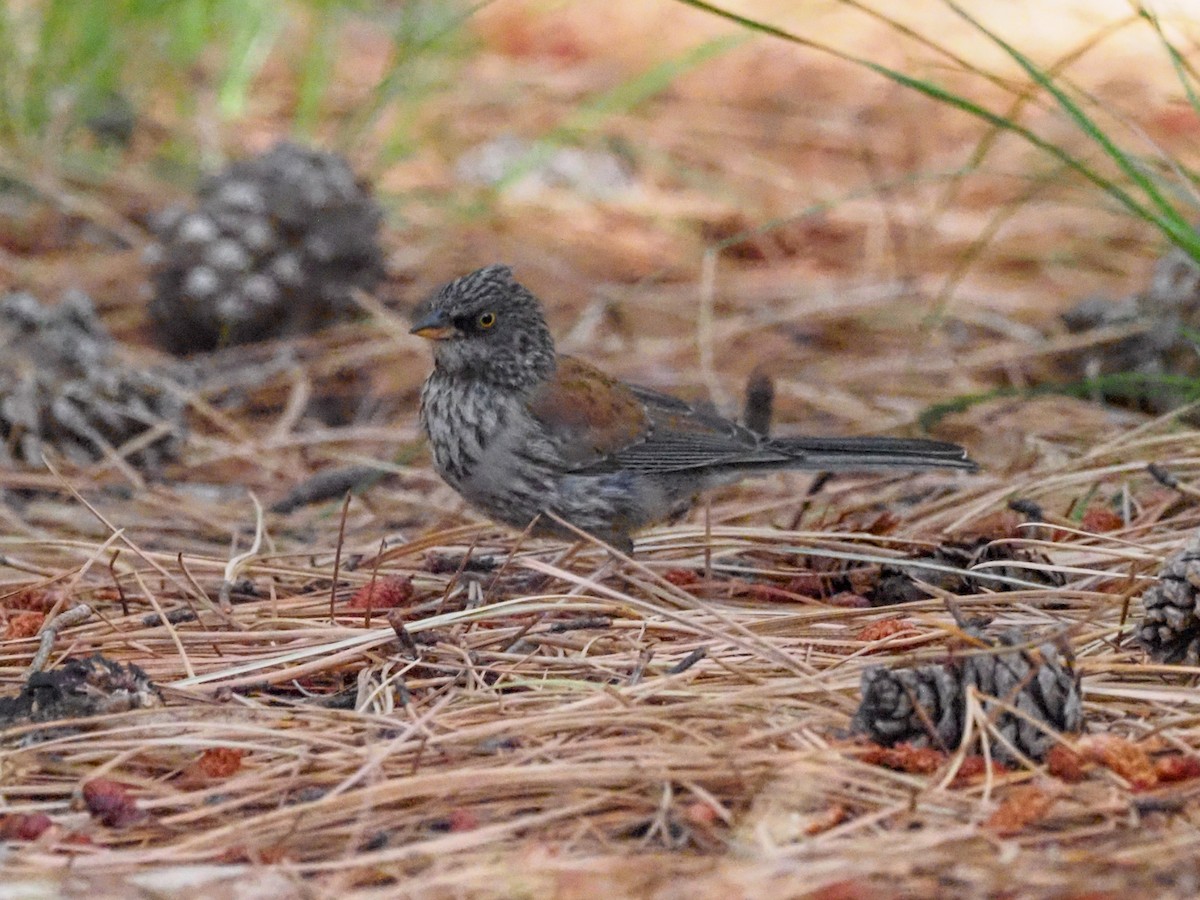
603 532 635 557
789 471 835 529
578 526 634 557
541 509 635 557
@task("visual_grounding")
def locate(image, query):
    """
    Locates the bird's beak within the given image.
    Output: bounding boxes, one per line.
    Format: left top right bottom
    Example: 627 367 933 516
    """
410 309 455 341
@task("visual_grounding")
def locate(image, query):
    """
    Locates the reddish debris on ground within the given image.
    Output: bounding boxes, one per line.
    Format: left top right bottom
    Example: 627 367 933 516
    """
663 568 700 587
949 755 1010 787
803 803 848 836
682 800 720 827
347 575 414 610
3 611 44 640
804 878 884 900
834 509 900 535
1 588 65 612
220 845 290 864
1046 745 1089 783
858 742 947 774
1076 735 1158 790
985 783 1061 835
963 509 1024 540
1080 506 1124 533
828 592 871 609
82 778 146 827
447 808 480 832
784 574 825 598
179 747 246 786
0 812 53 841
1154 753 1200 783
854 617 912 644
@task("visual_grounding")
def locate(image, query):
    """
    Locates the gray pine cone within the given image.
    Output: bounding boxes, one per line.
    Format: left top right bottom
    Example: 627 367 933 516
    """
853 628 1082 761
147 142 384 353
0 654 161 728
855 664 963 749
0 290 184 468
1059 241 1200 414
868 537 1065 606
1138 534 1200 664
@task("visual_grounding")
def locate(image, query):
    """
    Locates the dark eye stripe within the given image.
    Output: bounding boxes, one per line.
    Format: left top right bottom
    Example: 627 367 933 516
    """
450 312 497 332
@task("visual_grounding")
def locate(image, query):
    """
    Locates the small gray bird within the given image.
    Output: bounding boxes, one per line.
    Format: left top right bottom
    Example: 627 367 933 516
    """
412 265 975 551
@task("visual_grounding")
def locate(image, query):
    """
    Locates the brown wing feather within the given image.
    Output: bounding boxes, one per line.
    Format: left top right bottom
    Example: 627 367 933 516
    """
529 358 781 473
615 384 788 472
527 356 652 467
528 358 973 476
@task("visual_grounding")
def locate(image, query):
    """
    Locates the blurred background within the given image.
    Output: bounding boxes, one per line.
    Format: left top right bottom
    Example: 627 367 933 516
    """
6 6 1200 886
3 0 1200 488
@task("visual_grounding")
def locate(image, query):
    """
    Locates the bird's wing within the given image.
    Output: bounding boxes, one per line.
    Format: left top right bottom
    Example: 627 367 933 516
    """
528 357 975 475
525 356 654 469
527 356 778 473
611 383 788 472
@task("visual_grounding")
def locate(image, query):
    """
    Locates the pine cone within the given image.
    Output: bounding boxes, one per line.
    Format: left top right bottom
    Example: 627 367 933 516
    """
853 627 1082 761
1138 534 1200 664
0 291 184 468
1059 241 1200 414
963 629 1082 759
855 664 963 750
0 655 161 727
868 537 1064 606
147 142 384 353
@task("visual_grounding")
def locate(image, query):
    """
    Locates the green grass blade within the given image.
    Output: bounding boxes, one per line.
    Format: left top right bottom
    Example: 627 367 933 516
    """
293 11 338 135
943 1 1199 255
673 0 1199 254
216 2 283 120
919 373 1200 431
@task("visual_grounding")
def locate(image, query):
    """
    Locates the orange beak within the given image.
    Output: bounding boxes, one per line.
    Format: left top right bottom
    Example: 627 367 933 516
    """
410 309 455 341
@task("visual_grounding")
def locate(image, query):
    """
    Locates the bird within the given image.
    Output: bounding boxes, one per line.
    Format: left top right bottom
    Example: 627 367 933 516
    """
411 264 975 552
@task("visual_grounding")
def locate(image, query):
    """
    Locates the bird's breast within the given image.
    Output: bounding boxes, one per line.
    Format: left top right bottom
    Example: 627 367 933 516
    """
419 374 514 488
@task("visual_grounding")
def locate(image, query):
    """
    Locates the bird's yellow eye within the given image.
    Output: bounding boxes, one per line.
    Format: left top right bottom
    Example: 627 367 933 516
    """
477 311 497 329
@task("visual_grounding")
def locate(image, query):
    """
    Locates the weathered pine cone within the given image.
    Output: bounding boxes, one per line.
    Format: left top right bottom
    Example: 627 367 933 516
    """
853 627 1082 761
868 537 1065 606
146 142 385 353
1138 534 1200 664
1059 240 1200 414
0 291 184 468
855 664 963 749
0 655 161 728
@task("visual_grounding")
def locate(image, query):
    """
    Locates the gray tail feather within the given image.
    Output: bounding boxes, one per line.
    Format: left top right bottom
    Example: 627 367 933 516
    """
770 435 977 471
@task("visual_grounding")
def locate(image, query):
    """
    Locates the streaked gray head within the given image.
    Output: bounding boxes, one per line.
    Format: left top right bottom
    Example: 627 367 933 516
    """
411 265 556 387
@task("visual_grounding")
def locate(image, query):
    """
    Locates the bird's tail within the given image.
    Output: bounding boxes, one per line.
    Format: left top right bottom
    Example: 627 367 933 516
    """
770 435 976 471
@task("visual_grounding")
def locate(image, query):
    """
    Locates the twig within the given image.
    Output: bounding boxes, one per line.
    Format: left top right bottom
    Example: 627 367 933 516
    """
28 604 93 673
220 492 266 613
330 492 353 621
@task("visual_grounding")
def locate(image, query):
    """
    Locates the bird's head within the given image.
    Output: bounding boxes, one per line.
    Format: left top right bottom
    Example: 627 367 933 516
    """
411 264 556 387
